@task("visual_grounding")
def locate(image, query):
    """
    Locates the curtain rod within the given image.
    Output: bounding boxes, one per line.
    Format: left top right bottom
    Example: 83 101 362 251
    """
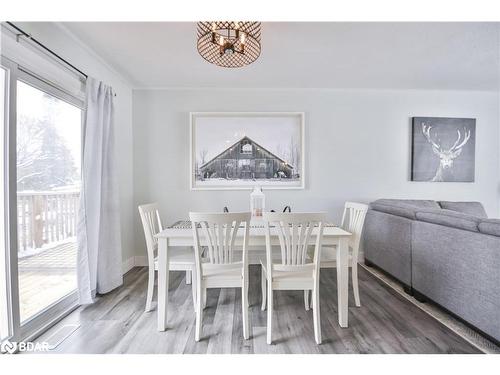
6 21 88 79
6 22 117 97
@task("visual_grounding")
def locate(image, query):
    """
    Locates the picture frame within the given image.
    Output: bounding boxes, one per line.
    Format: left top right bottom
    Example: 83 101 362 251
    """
190 112 305 190
411 116 476 182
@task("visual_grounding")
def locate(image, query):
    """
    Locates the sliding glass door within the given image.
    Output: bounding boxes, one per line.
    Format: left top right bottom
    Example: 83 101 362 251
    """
0 65 10 341
16 76 82 324
1 57 83 343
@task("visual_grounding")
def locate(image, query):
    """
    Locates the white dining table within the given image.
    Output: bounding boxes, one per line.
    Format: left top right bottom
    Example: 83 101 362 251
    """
155 221 352 332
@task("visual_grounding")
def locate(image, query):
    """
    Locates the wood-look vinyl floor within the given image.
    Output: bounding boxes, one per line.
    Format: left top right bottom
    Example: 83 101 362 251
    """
34 266 481 354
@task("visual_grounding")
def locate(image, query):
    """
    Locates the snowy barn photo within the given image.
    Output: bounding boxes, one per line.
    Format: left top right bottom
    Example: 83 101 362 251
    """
191 113 304 189
199 136 294 180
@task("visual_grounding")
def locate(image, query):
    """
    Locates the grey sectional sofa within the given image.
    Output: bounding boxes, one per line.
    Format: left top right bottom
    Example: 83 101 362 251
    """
363 199 500 344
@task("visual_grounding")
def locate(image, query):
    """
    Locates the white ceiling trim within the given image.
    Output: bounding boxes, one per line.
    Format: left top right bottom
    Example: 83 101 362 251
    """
131 86 499 92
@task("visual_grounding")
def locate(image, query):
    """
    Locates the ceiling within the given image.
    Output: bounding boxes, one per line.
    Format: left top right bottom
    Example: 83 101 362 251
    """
60 22 500 90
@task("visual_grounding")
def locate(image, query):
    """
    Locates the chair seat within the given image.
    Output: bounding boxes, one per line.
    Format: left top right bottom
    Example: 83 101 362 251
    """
153 247 195 271
315 245 354 265
261 260 314 289
201 262 244 287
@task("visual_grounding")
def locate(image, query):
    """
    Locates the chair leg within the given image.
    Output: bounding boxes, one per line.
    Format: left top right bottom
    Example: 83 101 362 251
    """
304 290 310 311
145 268 155 312
242 279 250 340
312 286 322 345
191 269 197 311
266 283 273 345
261 267 266 311
202 287 207 309
352 263 361 307
186 270 192 285
195 281 203 342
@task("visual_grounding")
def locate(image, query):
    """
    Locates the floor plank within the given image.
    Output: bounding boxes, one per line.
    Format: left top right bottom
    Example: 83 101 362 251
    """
33 265 482 354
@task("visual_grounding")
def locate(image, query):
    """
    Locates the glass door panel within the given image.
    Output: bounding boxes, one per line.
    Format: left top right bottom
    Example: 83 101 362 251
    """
0 66 9 340
16 79 81 323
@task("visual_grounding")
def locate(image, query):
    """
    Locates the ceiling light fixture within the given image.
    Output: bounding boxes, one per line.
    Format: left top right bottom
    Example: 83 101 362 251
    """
196 21 261 68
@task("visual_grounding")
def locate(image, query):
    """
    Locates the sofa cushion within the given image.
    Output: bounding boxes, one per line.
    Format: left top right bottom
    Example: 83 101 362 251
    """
438 201 488 218
415 209 480 232
374 199 440 210
478 219 500 237
370 202 418 220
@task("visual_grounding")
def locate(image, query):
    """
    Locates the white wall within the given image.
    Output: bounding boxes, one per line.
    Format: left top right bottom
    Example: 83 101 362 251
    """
132 88 500 256
9 24 499 271
15 22 136 265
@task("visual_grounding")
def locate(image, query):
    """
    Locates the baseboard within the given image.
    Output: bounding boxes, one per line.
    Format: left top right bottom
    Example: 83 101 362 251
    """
122 257 135 274
134 256 148 267
122 256 148 275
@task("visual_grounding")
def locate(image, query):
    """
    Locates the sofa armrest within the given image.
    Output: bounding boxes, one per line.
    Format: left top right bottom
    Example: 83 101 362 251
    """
369 202 418 220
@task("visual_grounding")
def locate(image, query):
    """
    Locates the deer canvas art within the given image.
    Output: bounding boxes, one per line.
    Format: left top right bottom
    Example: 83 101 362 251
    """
411 117 476 182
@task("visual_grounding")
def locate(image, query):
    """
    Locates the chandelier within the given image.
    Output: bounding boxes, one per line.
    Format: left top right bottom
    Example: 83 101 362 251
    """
196 22 261 68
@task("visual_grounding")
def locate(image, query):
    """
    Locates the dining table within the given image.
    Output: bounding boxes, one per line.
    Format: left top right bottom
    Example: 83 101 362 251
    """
155 220 352 332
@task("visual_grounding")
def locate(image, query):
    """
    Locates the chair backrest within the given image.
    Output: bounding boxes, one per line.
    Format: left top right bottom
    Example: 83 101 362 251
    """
189 212 251 268
138 203 163 263
262 212 327 277
340 202 368 253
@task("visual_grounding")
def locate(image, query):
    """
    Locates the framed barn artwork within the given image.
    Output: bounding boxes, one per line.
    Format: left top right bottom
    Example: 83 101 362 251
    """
190 112 305 190
411 117 476 182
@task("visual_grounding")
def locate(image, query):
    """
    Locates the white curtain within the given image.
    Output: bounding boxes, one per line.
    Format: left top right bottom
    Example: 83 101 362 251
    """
77 77 123 304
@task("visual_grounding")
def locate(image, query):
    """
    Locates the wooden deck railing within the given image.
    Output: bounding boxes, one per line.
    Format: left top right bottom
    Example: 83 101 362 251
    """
17 191 80 252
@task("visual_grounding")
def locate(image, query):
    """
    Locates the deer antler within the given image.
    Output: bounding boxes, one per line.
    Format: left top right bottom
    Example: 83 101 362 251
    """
421 123 441 152
449 128 471 152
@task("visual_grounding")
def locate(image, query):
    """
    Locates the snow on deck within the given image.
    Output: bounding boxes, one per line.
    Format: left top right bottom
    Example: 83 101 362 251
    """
18 241 77 322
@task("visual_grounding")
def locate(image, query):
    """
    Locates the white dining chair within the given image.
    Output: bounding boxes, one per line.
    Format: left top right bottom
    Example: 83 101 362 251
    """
138 203 196 312
190 212 251 342
317 202 368 307
260 212 327 345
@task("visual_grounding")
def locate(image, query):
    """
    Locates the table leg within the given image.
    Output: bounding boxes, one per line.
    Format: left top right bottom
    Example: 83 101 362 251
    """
336 237 349 327
157 237 170 331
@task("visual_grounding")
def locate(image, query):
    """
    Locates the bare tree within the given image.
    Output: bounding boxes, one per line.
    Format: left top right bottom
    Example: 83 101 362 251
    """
198 149 208 166
17 113 78 191
286 136 300 176
293 139 301 176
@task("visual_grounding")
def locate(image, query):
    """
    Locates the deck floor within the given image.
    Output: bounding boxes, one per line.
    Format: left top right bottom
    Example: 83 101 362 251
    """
18 242 77 322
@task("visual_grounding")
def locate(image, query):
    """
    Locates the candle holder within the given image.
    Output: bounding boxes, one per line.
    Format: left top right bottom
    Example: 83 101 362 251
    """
250 186 265 218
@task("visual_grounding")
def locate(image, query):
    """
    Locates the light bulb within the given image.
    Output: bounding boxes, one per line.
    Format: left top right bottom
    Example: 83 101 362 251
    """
240 32 246 44
219 36 224 45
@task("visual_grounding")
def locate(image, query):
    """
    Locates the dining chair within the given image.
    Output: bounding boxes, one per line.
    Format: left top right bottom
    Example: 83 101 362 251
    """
190 212 251 342
317 202 368 307
138 203 196 312
260 212 327 345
